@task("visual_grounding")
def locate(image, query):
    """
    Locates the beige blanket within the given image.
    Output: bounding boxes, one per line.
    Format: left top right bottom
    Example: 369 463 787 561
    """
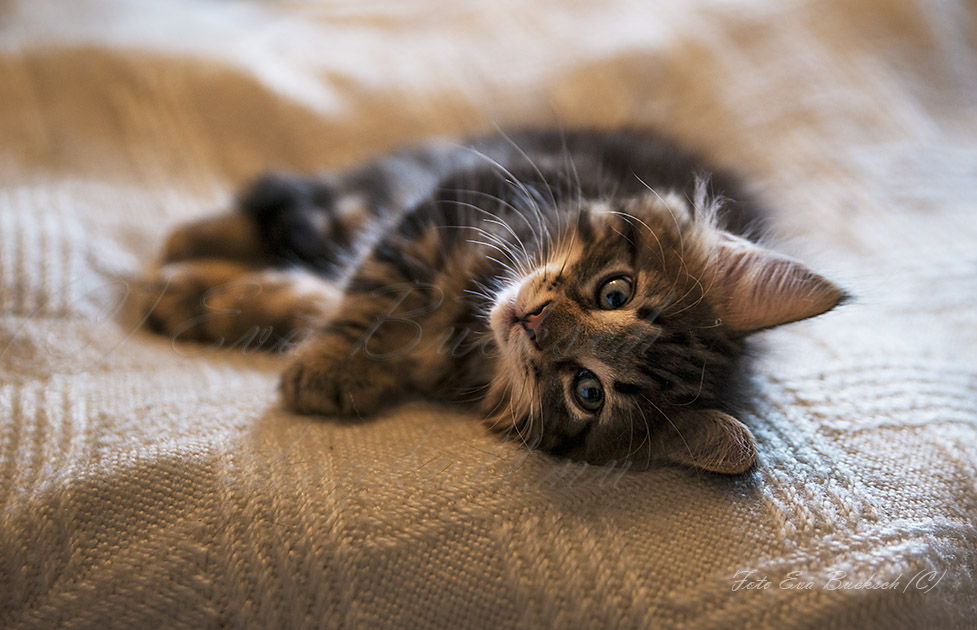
2 0 975 628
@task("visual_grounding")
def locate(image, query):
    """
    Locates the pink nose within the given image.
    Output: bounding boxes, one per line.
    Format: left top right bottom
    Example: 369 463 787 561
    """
521 302 552 340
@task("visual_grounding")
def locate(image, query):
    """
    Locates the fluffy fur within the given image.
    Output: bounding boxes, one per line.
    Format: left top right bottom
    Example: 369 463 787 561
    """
144 129 846 474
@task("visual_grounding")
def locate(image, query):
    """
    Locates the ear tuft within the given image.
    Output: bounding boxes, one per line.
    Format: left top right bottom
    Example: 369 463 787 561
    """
714 235 846 332
665 409 757 475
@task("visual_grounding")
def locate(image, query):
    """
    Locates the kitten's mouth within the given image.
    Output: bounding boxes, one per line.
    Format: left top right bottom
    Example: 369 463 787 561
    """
489 297 521 345
489 280 556 352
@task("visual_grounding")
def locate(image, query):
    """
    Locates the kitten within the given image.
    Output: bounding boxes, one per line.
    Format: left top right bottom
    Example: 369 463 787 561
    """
145 129 846 474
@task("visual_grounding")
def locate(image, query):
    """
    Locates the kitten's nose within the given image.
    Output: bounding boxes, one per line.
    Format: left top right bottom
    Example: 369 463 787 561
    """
521 301 552 342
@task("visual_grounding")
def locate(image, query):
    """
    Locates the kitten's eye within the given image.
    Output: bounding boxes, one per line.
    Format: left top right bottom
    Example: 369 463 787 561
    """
597 276 633 310
572 369 604 413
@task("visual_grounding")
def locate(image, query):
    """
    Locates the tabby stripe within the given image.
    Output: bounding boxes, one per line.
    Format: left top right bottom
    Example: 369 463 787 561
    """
575 210 594 242
325 319 366 342
373 240 434 284
637 364 670 389
396 210 429 240
346 276 389 294
621 218 640 264
612 381 644 396
635 305 663 322
548 424 592 458
327 215 352 248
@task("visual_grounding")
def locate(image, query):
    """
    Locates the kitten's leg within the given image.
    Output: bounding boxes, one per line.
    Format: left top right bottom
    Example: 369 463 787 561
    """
143 260 340 349
142 206 334 348
279 285 445 416
144 172 368 346
279 224 478 417
161 172 364 268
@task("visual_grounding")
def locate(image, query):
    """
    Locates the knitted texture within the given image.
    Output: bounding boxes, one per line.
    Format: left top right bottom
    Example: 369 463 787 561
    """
1 0 975 628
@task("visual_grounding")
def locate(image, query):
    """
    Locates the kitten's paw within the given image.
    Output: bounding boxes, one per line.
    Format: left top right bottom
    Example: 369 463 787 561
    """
140 261 337 349
140 260 256 343
279 339 405 417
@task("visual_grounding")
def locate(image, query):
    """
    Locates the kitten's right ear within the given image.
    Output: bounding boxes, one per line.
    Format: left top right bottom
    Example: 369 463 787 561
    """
713 234 847 332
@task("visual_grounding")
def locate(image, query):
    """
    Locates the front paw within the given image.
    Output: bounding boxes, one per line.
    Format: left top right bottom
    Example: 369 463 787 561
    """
140 260 256 343
279 338 405 417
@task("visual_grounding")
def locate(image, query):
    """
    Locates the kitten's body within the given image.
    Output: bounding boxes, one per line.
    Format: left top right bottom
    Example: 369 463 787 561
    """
148 129 845 473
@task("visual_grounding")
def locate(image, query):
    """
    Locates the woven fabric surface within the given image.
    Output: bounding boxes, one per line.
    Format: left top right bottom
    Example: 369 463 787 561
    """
1 0 976 628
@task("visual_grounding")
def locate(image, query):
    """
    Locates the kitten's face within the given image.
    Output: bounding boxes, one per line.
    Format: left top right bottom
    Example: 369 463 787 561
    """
485 194 719 467
484 192 844 473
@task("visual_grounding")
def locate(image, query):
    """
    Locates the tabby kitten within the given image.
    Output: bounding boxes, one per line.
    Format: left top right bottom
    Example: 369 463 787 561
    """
146 129 846 474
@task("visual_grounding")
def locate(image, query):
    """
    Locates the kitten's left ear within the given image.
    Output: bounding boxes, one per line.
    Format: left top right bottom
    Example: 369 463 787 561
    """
713 235 847 332
665 409 757 474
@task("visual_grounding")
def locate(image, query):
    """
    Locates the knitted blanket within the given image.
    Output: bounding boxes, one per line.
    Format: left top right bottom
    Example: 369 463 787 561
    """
1 0 975 627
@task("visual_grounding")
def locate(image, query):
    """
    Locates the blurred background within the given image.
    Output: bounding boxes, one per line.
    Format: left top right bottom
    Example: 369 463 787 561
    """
1 1 975 628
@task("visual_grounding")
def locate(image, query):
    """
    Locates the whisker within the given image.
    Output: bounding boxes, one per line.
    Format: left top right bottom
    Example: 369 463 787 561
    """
435 205 532 276
460 237 523 275
458 146 546 225
493 126 557 259
671 356 707 407
607 210 667 270
437 192 537 271
632 171 688 258
641 394 704 484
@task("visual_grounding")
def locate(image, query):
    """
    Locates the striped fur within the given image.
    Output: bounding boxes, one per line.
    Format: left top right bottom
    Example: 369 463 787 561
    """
144 129 846 473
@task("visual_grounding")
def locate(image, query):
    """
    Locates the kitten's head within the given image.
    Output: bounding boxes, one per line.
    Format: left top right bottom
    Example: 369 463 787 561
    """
483 187 845 474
